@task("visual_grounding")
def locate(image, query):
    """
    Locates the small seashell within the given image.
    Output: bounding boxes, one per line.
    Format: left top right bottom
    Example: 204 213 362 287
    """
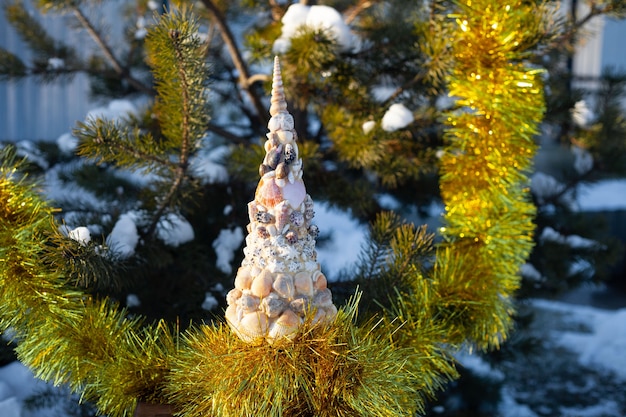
308 224 319 238
313 288 333 307
265 144 283 169
257 226 270 239
268 113 295 132
268 309 300 342
269 56 288 117
285 231 298 245
282 180 306 208
234 266 254 291
275 202 292 231
276 130 294 143
225 304 238 326
294 271 313 297
261 293 286 318
238 293 260 312
226 288 242 306
313 272 327 290
256 179 283 207
275 178 286 188
290 211 304 227
273 274 295 299
251 269 273 298
267 225 278 236
289 296 309 316
255 211 273 224
238 312 269 342
284 143 296 165
259 164 272 177
248 202 258 222
305 207 315 220
275 162 289 179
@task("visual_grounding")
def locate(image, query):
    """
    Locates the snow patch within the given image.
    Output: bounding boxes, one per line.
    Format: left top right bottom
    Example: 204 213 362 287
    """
201 292 219 311
107 212 140 258
156 213 194 247
190 145 230 184
530 172 565 203
520 263 543 281
213 227 244 274
273 4 359 54
571 100 594 128
68 226 92 246
86 99 139 122
381 103 414 132
362 120 375 134
533 299 626 381
313 202 366 279
126 294 141 308
540 227 600 249
56 132 78 154
47 57 65 70
577 179 626 211
571 145 593 174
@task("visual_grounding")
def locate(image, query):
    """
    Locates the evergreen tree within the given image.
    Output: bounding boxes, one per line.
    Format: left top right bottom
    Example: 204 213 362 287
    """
1 1 625 416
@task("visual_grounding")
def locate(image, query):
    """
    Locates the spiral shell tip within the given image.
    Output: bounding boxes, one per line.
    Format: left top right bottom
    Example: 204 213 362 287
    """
270 56 288 116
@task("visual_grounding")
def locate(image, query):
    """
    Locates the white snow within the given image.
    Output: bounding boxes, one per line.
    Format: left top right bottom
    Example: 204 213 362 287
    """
212 227 244 274
0 361 58 417
571 100 594 128
190 144 230 184
68 226 92 246
362 120 376 134
56 132 78 154
381 103 414 132
520 263 543 281
86 99 139 122
532 299 626 381
312 202 367 278
498 389 539 417
371 85 397 102
126 294 141 308
577 179 626 211
201 292 219 311
530 172 565 203
540 226 600 249
156 213 194 247
47 57 65 70
273 4 359 54
106 212 140 258
15 141 48 170
135 16 147 40
559 401 622 417
571 145 593 174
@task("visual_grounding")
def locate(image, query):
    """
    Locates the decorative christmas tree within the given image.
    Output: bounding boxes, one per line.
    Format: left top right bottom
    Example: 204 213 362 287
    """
226 57 337 344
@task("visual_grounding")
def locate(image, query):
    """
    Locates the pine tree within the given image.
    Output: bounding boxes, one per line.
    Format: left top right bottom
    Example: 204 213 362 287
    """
1 1 625 416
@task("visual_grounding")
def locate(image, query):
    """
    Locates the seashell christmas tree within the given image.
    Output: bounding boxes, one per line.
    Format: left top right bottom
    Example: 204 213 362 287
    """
225 56 338 344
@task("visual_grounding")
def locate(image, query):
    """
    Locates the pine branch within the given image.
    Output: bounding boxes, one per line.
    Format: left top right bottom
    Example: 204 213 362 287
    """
197 0 269 125
3 1 77 77
70 5 153 95
74 119 176 172
0 48 27 79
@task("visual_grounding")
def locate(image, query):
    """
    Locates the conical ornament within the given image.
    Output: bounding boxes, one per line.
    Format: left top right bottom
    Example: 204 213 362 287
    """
225 57 337 343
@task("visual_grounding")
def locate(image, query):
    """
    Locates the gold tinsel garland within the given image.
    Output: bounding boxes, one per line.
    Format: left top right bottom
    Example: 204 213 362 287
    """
0 1 546 416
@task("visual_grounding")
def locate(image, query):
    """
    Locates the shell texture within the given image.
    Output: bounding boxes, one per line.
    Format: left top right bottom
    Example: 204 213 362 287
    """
226 57 337 344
